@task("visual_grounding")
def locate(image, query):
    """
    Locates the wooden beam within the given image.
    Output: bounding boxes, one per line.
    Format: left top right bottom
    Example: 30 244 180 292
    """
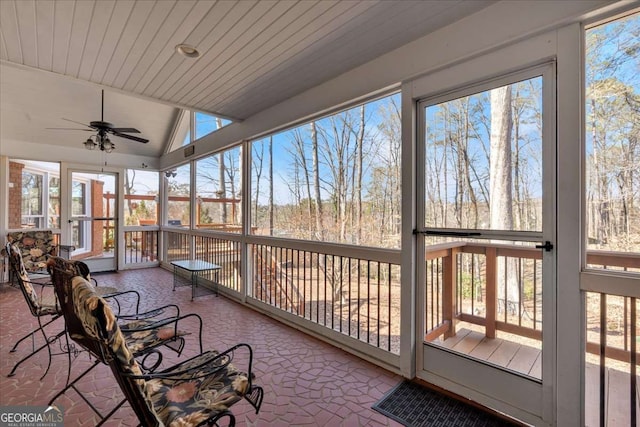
424 321 451 342
443 248 458 339
495 321 542 341
485 247 497 339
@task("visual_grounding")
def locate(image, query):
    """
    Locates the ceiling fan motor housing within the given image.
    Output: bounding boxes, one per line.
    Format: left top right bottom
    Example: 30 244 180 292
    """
90 121 114 129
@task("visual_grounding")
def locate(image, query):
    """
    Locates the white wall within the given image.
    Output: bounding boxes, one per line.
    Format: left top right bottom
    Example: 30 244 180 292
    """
0 137 160 170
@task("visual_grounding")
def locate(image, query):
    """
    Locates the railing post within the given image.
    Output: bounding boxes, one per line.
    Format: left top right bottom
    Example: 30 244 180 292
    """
485 247 497 339
443 248 458 339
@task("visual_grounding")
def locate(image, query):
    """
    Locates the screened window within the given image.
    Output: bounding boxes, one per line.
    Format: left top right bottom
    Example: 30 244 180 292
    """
168 111 232 153
250 93 401 248
195 112 231 139
71 181 88 217
8 160 60 229
585 11 640 271
22 171 43 227
124 169 159 226
195 146 242 232
166 164 191 227
424 77 543 232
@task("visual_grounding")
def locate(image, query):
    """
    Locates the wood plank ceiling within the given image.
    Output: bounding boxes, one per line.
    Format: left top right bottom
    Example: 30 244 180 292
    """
0 0 494 156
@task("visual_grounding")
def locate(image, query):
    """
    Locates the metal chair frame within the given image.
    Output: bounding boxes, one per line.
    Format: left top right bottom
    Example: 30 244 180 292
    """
51 265 263 427
47 256 206 425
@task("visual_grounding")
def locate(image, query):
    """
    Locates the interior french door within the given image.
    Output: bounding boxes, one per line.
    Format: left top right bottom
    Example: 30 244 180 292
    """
415 63 556 424
67 170 118 272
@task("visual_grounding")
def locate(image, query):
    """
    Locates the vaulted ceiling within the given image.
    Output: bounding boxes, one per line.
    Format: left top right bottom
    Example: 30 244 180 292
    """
0 0 495 158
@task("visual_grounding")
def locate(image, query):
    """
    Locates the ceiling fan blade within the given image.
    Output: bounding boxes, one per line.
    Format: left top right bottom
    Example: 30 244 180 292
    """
111 127 141 133
62 118 93 128
110 130 149 143
46 127 94 131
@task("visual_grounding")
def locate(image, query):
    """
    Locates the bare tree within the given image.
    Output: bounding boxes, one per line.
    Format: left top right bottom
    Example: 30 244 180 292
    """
355 105 365 243
289 129 313 234
311 122 324 240
253 140 264 225
490 86 519 311
124 169 136 220
269 136 274 235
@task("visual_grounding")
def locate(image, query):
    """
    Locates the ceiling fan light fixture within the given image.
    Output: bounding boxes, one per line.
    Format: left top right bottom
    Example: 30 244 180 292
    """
175 44 200 58
102 137 115 153
84 137 97 150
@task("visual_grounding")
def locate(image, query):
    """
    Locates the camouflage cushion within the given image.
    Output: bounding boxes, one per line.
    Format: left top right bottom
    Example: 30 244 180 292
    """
7 243 58 315
8 231 56 273
120 319 187 355
145 351 248 427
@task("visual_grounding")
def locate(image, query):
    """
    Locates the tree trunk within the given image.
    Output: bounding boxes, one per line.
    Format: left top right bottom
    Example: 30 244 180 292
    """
124 170 135 219
490 86 518 312
311 122 324 240
355 105 365 244
218 152 227 223
253 143 263 226
269 136 274 236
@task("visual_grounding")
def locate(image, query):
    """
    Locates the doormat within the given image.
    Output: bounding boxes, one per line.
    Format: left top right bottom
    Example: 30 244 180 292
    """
372 381 515 427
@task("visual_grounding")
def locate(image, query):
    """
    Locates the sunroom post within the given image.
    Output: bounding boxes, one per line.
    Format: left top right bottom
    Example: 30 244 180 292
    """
443 248 458 339
485 246 497 339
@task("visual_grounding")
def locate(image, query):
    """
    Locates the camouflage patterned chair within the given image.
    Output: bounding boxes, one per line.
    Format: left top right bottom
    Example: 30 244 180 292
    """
7 230 57 283
51 264 263 427
4 243 120 381
4 242 69 380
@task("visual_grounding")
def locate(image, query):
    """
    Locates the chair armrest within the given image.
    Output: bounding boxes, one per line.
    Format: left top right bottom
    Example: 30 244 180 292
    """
116 303 180 322
24 279 59 307
102 289 141 317
121 312 203 354
24 279 55 296
130 343 255 385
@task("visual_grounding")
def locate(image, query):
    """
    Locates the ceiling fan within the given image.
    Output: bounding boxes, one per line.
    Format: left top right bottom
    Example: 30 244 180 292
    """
49 89 148 152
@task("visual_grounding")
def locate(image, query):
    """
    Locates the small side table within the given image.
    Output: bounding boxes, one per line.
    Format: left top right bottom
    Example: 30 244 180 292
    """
171 260 221 300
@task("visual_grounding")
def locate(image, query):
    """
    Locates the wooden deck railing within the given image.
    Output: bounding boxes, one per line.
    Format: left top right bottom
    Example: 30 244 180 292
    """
164 230 242 293
424 242 639 364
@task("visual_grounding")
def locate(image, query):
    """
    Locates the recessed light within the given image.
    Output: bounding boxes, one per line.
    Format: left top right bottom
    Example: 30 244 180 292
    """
175 44 200 58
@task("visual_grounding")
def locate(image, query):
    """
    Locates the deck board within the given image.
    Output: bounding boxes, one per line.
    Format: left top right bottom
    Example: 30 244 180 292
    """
529 351 542 378
487 340 520 367
452 330 484 354
606 368 639 427
433 327 635 426
507 345 540 377
438 328 471 349
469 336 502 360
584 363 601 427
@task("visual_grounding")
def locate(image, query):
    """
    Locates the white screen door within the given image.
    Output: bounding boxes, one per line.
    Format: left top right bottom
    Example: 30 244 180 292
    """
68 170 118 272
415 63 556 423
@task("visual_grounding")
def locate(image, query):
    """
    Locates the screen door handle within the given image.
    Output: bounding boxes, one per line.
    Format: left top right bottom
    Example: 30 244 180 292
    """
535 241 554 252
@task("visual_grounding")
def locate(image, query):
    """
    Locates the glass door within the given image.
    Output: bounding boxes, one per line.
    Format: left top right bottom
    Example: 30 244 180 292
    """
68 170 118 272
416 63 555 422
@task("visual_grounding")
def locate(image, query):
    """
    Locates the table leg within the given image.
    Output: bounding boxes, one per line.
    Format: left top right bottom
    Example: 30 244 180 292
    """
191 271 196 301
215 270 219 296
173 265 178 291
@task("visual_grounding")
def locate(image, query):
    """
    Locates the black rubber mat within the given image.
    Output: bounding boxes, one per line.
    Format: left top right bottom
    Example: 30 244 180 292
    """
372 381 515 427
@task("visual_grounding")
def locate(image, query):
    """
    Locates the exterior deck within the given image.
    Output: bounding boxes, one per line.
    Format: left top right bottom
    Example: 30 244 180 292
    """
438 325 639 427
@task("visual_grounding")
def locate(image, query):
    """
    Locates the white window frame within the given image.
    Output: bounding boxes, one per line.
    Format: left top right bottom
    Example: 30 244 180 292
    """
70 178 91 255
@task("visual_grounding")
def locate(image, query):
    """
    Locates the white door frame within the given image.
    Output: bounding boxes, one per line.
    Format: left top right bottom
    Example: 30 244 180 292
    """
62 163 121 272
405 31 561 426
